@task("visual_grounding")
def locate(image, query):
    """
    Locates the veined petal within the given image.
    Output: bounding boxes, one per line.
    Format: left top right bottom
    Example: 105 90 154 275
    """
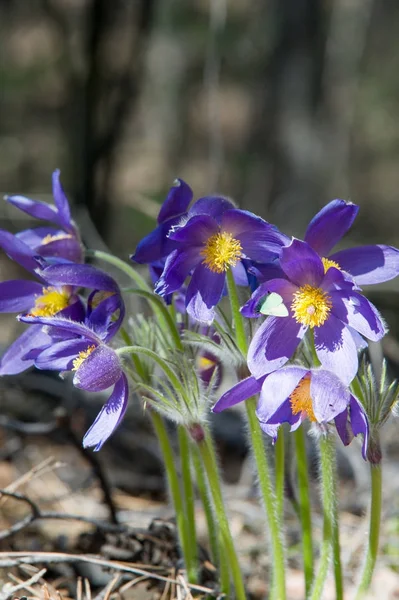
158 179 193 223
331 290 386 342
256 367 307 422
0 229 42 273
5 194 58 223
19 314 101 343
186 264 225 323
222 208 289 241
247 316 306 378
131 218 180 264
0 280 43 313
35 339 91 371
213 376 264 412
168 214 218 244
280 239 324 287
310 369 350 422
39 263 120 293
0 325 51 375
155 248 199 296
73 345 121 392
37 237 83 264
305 199 359 255
188 196 234 220
314 315 358 385
52 170 73 232
330 245 399 285
83 373 129 450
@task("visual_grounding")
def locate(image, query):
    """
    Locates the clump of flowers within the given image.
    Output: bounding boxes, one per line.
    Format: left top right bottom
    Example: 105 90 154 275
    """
1 174 398 599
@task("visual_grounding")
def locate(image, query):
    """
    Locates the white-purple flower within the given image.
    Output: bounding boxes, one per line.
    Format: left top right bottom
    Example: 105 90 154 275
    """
213 366 369 459
242 238 386 385
5 170 83 263
304 199 399 285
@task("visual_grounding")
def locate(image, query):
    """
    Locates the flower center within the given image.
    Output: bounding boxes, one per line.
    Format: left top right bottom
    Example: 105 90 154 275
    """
322 257 340 273
290 376 317 422
200 231 242 273
41 233 73 245
29 287 70 317
197 355 216 371
291 285 332 328
72 345 96 371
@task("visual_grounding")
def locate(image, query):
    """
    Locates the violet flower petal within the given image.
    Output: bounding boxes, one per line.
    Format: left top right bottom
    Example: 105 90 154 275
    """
185 264 225 323
131 218 180 264
155 248 199 296
83 373 129 450
19 314 101 343
248 316 306 378
0 280 43 313
256 367 307 422
52 170 73 232
35 339 91 371
330 245 399 286
310 369 350 422
39 263 120 293
158 179 193 223
212 375 264 412
314 315 358 385
0 325 51 375
349 395 369 460
305 199 359 255
5 194 58 224
168 214 218 244
73 345 121 392
37 237 83 263
331 290 386 342
188 196 234 220
280 239 324 287
16 227 60 248
0 229 42 273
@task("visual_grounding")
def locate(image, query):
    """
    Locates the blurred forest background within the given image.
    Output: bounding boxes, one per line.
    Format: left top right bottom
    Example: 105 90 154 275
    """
2 1 399 598
1 0 399 251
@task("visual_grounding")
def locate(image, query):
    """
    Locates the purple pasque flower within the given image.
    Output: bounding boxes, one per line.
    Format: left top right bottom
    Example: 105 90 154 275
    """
131 178 193 265
242 238 386 385
0 259 124 375
21 308 128 451
213 366 369 459
5 170 83 263
155 197 288 323
304 199 399 286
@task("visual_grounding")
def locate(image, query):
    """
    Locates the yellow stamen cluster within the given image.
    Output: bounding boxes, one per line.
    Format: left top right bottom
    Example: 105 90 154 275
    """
29 287 70 317
72 345 96 371
290 376 317 422
291 285 332 328
322 257 340 274
200 231 242 273
41 233 73 245
197 356 215 371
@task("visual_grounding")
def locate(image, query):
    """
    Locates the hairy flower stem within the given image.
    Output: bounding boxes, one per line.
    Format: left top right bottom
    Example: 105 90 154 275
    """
310 434 337 600
294 427 314 597
178 426 198 582
150 412 195 583
275 427 285 520
198 431 247 600
192 447 230 596
355 463 382 598
226 268 287 600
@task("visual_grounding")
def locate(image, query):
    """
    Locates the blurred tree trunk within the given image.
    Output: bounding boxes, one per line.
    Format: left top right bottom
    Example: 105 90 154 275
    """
44 0 156 241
